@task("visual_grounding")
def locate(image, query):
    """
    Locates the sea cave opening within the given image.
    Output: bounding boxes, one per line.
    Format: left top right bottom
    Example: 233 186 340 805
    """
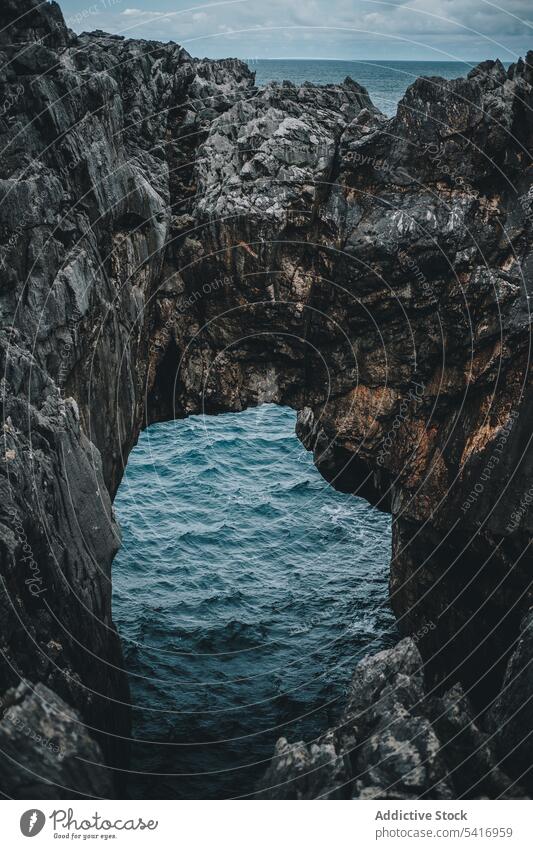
112 404 394 799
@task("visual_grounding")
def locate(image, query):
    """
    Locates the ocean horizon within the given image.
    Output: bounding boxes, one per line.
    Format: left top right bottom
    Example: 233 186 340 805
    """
250 58 508 114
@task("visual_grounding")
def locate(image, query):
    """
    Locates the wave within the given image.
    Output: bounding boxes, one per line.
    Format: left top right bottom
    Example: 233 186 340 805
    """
113 404 394 799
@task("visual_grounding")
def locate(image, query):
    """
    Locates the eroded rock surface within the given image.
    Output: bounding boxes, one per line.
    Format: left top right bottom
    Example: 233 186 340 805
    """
0 681 113 798
1 0 532 798
260 640 528 799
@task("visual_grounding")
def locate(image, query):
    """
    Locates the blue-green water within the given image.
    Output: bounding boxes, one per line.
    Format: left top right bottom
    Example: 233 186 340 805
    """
113 407 393 798
253 59 487 115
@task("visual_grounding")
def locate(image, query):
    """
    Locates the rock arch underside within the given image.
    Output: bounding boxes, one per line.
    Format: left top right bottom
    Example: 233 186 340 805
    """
1 0 533 800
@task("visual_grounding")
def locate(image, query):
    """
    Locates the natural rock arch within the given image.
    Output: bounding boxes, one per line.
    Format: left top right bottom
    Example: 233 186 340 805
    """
0 0 532 798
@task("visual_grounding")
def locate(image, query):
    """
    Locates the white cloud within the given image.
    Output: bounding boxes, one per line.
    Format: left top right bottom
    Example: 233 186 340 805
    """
122 8 167 19
60 0 533 61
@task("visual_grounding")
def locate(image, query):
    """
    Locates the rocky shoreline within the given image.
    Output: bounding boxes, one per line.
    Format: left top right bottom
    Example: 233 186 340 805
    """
0 0 532 799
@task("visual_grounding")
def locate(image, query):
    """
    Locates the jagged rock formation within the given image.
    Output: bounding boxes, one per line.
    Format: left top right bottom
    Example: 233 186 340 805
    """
0 0 532 799
0 682 113 798
260 640 529 799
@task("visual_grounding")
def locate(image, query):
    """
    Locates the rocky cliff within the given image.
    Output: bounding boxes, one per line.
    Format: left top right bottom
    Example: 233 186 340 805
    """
0 0 532 799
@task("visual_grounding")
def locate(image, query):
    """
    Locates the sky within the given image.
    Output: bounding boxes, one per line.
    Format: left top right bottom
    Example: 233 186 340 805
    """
54 0 533 62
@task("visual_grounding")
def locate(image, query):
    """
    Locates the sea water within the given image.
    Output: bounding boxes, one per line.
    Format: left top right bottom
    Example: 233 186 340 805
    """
113 407 393 798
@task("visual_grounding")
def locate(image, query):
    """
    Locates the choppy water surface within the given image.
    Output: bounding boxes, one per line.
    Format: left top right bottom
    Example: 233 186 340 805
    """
113 406 394 799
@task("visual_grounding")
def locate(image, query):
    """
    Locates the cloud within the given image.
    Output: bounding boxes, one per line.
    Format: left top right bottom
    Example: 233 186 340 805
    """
122 8 162 18
60 0 533 60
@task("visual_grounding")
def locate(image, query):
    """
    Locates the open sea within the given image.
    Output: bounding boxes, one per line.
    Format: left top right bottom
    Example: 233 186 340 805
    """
252 59 479 115
112 60 475 799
